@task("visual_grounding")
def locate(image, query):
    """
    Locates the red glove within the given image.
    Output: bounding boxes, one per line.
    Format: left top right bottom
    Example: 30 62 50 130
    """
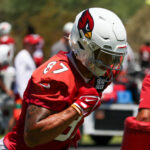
71 86 101 117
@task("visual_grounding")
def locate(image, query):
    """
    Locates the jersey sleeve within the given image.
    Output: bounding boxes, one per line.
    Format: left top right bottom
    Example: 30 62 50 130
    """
26 55 77 111
139 74 150 109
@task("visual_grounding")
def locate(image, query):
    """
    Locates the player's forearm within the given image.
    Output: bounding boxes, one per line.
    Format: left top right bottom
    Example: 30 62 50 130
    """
24 106 80 147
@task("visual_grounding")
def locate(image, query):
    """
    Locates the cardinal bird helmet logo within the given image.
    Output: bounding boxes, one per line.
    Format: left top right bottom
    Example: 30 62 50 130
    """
77 9 94 39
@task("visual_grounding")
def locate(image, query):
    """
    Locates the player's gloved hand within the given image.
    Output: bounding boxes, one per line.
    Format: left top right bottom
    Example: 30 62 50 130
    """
71 86 101 117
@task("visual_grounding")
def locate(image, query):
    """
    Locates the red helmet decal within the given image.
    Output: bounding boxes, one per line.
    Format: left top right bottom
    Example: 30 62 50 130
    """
78 9 94 39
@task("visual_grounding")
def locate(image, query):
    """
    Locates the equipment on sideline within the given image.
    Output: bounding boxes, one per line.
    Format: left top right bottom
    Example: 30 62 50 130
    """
121 116 150 150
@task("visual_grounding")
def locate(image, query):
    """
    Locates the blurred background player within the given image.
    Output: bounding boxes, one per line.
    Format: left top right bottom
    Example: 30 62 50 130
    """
26 25 45 68
0 44 15 133
0 22 15 64
139 41 150 73
50 22 73 57
122 43 135 74
15 34 41 99
13 34 40 122
0 8 127 150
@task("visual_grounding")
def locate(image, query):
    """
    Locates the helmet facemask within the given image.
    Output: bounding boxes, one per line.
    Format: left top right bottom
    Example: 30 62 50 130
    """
72 30 126 78
91 47 126 72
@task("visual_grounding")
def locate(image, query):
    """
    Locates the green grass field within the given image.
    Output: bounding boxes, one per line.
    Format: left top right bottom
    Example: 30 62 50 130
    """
80 134 123 145
0 134 4 139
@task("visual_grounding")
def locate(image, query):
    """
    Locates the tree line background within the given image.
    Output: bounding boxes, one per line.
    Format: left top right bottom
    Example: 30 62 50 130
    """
0 0 149 60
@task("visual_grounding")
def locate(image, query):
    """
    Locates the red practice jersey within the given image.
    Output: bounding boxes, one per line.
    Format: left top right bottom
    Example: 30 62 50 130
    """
4 51 116 150
139 74 150 109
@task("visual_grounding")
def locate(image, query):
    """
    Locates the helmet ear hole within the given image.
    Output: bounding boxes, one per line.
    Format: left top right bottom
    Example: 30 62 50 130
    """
77 41 84 50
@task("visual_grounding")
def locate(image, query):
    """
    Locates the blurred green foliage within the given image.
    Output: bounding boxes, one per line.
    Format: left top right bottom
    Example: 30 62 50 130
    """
0 0 144 60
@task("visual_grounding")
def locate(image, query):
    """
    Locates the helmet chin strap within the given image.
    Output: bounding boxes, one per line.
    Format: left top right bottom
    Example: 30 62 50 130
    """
87 60 114 82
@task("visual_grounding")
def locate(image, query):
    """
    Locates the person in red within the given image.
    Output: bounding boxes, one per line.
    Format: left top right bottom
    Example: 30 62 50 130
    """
0 8 127 150
12 34 40 127
137 74 150 113
121 73 150 150
0 22 16 131
0 44 15 98
139 41 150 70
25 25 45 68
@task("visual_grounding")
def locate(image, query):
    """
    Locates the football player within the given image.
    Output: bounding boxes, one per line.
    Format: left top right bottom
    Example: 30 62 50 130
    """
0 44 15 134
121 74 150 150
0 44 15 98
13 34 40 123
0 8 127 150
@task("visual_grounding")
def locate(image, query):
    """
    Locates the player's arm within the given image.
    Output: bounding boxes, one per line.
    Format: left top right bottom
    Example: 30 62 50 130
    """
0 77 14 98
24 86 101 148
136 75 150 122
24 103 80 147
136 108 150 122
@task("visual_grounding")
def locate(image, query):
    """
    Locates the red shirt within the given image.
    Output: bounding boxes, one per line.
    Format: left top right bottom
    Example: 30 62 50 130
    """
4 52 115 150
139 74 150 109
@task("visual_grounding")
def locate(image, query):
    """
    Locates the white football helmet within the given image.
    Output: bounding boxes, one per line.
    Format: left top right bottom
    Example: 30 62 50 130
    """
0 22 12 35
63 22 74 34
0 44 12 66
70 8 127 77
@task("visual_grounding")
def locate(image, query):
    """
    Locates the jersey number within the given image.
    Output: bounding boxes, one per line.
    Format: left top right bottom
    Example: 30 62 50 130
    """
55 116 82 141
43 61 68 74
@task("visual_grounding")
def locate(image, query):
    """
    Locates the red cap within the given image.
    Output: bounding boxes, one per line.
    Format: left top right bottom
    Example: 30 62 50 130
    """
23 34 42 45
